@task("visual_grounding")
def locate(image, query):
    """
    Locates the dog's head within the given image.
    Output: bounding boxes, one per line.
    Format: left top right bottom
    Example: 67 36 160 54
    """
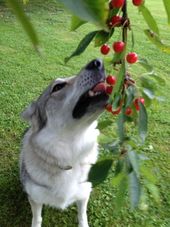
22 59 109 131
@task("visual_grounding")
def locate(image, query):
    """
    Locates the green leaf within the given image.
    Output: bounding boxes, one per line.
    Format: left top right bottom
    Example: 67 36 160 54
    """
128 151 140 178
117 111 125 143
71 15 87 31
115 159 124 175
94 30 110 47
128 171 141 208
112 171 125 186
115 175 128 210
144 29 170 54
6 0 39 50
140 75 157 91
98 133 113 144
103 56 114 69
149 74 166 86
113 63 126 96
125 155 133 174
97 119 113 130
65 30 98 63
125 86 136 108
108 8 120 19
141 91 152 107
144 180 160 203
138 58 154 73
112 51 125 66
139 187 149 211
105 140 120 154
142 88 155 99
138 102 148 143
88 159 113 187
58 0 108 29
139 5 159 35
141 72 165 86
141 166 157 184
23 0 29 4
163 0 170 25
111 93 121 109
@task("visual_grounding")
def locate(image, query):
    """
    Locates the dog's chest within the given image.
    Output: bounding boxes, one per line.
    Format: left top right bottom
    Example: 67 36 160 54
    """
24 124 99 209
35 124 99 165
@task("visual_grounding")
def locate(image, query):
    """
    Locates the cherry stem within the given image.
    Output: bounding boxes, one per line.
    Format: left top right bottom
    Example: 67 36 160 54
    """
122 0 128 43
120 0 128 144
121 0 128 96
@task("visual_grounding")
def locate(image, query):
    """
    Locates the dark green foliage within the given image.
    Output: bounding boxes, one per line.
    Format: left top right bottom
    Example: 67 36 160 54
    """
88 159 113 187
139 4 159 35
6 0 39 49
163 0 170 24
65 30 98 62
58 0 107 28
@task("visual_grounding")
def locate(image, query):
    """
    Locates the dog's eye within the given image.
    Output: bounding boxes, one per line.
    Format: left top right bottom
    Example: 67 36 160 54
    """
51 82 67 93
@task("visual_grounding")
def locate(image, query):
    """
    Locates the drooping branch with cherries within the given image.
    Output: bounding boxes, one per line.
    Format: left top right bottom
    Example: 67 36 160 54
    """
64 0 168 209
102 0 145 117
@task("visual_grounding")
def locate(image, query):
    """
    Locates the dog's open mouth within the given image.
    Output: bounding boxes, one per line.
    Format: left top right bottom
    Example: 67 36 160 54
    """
72 82 109 119
88 82 106 97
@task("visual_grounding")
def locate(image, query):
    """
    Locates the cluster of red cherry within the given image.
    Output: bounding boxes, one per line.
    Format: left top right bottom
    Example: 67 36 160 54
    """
100 42 138 64
110 0 143 9
104 73 145 116
99 0 144 116
107 0 144 30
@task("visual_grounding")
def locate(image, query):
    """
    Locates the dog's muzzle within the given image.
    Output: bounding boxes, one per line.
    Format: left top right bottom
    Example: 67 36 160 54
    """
72 59 109 119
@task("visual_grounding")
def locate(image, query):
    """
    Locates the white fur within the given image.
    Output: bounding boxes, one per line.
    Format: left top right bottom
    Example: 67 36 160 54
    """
21 121 99 227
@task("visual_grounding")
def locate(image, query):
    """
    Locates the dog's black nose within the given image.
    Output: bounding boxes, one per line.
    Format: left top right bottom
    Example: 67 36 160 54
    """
85 59 104 71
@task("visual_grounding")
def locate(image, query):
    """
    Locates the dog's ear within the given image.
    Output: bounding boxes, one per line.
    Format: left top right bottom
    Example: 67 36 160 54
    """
21 102 37 121
21 101 47 131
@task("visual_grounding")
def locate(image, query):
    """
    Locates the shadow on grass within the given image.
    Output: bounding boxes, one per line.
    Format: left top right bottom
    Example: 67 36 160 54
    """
0 160 78 227
0 160 31 227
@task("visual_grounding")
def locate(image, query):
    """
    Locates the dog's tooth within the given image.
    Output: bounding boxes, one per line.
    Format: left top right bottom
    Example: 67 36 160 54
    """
94 91 101 96
89 90 102 97
89 90 94 97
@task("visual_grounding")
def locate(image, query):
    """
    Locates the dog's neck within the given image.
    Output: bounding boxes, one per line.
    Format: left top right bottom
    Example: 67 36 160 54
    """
43 119 98 138
30 120 99 168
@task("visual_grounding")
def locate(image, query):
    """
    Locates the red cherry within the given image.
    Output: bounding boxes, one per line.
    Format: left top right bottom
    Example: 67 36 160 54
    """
111 0 125 8
134 98 140 111
113 41 125 53
132 0 144 6
140 97 145 105
106 86 113 95
126 52 138 64
134 97 145 111
100 44 110 55
112 107 121 115
106 75 116 86
125 107 133 115
111 15 122 27
105 104 112 112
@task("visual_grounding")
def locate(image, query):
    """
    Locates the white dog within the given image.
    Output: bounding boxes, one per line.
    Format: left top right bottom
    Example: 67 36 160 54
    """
20 59 108 227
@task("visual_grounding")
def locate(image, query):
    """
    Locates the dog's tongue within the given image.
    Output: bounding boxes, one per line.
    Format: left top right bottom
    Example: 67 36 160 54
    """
92 82 106 92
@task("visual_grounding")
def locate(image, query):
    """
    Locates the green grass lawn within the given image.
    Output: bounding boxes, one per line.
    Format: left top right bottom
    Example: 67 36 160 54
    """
0 0 170 226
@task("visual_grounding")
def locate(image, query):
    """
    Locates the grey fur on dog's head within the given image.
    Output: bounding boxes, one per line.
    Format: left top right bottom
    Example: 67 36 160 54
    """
22 59 108 132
